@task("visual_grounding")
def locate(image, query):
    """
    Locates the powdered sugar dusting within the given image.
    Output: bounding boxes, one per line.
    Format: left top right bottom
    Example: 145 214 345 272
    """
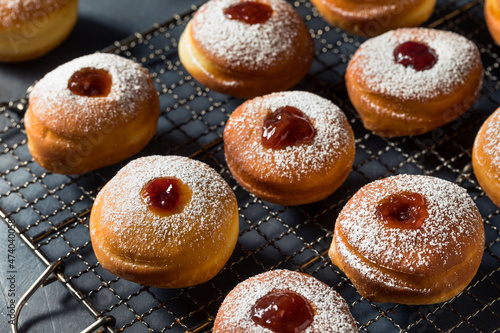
0 0 70 27
29 53 154 133
214 269 357 332
337 175 482 275
4 0 22 8
90 155 236 259
348 28 481 101
190 0 305 71
481 109 500 171
224 91 353 181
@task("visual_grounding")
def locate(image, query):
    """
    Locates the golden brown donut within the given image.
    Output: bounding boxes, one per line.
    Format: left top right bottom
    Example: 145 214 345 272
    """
213 269 357 332
345 27 483 137
310 0 435 37
178 0 314 99
329 174 485 304
223 91 355 206
473 107 500 207
0 0 78 62
25 53 159 174
485 0 500 45
89 155 239 289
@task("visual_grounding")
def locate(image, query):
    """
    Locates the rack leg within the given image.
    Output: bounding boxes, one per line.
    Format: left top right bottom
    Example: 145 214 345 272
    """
10 261 116 333
11 261 63 333
79 315 116 333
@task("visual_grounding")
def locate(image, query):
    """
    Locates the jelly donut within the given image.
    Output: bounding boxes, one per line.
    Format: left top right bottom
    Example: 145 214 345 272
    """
329 174 484 304
89 155 239 289
0 0 78 62
25 53 160 174
310 0 436 37
473 107 500 207
213 269 357 332
178 0 315 99
223 91 355 206
345 27 483 137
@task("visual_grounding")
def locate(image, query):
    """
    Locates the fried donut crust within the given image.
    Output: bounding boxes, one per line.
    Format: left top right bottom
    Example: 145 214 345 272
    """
224 91 355 206
473 107 500 208
213 270 357 332
90 155 240 289
0 0 78 62
329 175 484 304
345 28 483 137
178 0 314 99
309 0 436 37
25 53 160 174
485 0 500 45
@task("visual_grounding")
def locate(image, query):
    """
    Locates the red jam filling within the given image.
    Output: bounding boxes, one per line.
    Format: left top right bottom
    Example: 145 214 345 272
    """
376 192 428 229
393 41 438 71
262 106 316 149
141 178 192 215
68 68 112 97
223 2 273 24
251 291 314 333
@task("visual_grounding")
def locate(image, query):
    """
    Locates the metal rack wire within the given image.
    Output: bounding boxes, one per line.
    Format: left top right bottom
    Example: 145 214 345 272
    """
2 0 500 331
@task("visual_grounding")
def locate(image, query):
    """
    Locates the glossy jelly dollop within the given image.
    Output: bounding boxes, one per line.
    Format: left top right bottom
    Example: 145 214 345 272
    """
262 106 316 149
68 68 112 97
251 290 314 333
142 178 192 215
394 41 438 71
376 192 428 229
223 2 273 24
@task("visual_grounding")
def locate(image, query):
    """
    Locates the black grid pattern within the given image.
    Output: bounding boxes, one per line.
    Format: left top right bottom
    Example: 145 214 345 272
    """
2 0 500 332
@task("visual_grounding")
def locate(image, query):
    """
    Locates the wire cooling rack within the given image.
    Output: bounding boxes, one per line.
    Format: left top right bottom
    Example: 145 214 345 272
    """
2 0 500 332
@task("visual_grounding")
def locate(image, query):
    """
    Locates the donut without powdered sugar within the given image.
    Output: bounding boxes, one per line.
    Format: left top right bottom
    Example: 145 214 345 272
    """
89 155 239 289
178 0 314 99
0 0 78 62
223 91 355 206
345 27 483 137
213 269 357 332
25 53 160 174
310 0 436 37
473 107 500 208
329 174 485 304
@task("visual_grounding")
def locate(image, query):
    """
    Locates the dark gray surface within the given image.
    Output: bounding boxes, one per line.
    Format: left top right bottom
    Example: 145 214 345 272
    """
0 0 205 103
0 1 203 332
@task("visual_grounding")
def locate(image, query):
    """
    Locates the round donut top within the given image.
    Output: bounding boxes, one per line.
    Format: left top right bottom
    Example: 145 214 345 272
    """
0 0 74 28
336 174 483 275
215 269 357 332
190 0 308 71
348 28 482 101
478 108 500 171
224 91 354 181
90 155 237 261
29 53 156 135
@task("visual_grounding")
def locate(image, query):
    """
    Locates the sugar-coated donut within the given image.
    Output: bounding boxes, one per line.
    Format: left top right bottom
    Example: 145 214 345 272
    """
345 27 483 137
213 269 357 332
485 0 500 45
329 174 484 304
25 53 160 174
223 91 355 206
178 0 314 99
89 155 239 289
310 0 436 37
473 107 500 207
0 0 78 62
